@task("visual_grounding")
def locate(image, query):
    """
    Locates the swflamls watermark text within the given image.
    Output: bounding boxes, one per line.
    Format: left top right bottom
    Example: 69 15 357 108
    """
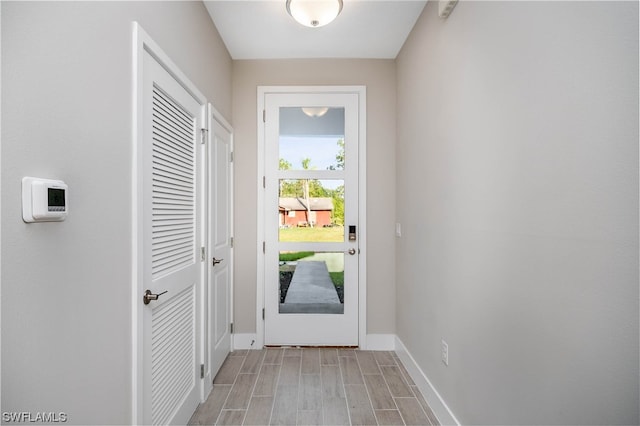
2 412 68 423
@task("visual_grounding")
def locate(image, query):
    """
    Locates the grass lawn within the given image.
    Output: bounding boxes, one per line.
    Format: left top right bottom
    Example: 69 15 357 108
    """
279 226 344 242
329 272 344 287
279 251 314 262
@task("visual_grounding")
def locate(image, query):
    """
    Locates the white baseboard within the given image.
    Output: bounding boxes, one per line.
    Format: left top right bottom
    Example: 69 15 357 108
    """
232 333 258 350
395 336 461 426
364 334 396 350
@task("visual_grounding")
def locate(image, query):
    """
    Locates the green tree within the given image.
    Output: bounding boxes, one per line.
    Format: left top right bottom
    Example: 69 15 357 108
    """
327 139 345 170
279 158 292 171
335 139 345 170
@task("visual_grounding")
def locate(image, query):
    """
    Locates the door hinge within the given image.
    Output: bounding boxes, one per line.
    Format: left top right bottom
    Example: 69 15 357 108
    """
230 152 234 162
263 176 266 188
263 109 266 123
230 237 234 248
200 128 207 145
262 241 266 253
200 247 206 262
262 308 265 320
230 323 234 334
200 364 205 379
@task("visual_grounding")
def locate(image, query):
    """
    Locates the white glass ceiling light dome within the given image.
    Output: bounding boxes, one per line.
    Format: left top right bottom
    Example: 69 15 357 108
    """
286 0 344 28
301 107 329 117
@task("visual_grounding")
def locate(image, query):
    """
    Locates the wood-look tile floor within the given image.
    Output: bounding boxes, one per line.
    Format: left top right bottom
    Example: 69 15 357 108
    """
189 348 439 426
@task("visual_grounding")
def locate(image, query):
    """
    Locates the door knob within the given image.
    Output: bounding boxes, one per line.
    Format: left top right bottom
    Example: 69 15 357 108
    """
212 257 224 267
143 289 168 305
347 248 357 255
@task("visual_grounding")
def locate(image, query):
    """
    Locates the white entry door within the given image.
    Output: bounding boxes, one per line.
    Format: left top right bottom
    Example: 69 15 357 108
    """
141 47 204 425
263 91 361 346
207 108 233 380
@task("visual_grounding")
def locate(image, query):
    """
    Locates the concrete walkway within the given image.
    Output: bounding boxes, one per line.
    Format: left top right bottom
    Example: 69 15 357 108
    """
281 261 343 314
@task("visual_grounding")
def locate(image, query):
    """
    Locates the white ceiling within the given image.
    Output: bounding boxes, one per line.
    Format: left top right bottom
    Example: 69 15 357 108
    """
203 0 428 60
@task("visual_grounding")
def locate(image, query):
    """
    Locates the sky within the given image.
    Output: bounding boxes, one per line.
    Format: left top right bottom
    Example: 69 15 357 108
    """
279 136 344 190
279 136 342 170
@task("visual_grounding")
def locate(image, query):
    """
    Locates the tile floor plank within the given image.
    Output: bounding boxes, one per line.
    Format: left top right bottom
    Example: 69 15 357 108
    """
345 384 378 426
241 350 265 374
320 348 339 365
254 364 281 397
380 366 413 398
279 356 302 386
189 384 231 425
410 386 439 425
321 365 345 399
364 375 396 410
298 374 322 411
338 348 356 358
356 351 381 375
243 396 274 425
395 398 431 426
264 348 284 364
216 409 245 425
397 362 416 386
301 348 321 374
271 384 298 425
224 374 258 410
214 356 245 384
375 410 405 426
284 347 302 357
339 356 365 385
374 351 397 366
322 397 350 426
297 410 323 426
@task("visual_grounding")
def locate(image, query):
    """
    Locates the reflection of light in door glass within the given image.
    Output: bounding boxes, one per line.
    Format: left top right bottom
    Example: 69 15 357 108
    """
278 179 344 242
278 251 344 314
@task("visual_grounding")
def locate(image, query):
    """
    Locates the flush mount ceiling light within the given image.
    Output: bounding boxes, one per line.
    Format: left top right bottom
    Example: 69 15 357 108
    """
286 0 344 28
301 107 330 117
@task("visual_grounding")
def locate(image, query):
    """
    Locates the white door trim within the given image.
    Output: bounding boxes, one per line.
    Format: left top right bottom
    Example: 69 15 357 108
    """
255 85 367 349
211 105 235 355
131 22 208 424
202 105 235 400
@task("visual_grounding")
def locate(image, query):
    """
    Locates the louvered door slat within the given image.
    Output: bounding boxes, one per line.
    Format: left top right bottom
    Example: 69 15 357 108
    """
152 117 193 146
153 142 193 166
151 285 195 425
153 87 193 127
150 84 195 281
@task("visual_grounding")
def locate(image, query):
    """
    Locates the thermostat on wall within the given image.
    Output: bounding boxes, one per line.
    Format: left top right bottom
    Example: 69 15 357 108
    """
22 177 68 223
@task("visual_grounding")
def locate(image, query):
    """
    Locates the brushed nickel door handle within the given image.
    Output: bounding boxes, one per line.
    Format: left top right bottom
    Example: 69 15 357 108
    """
143 289 168 305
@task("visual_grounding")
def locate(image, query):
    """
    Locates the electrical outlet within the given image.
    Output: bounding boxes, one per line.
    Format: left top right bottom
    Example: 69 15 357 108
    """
441 339 449 366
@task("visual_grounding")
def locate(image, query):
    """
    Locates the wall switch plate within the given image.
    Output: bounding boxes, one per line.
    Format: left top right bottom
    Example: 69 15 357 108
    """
396 223 402 237
441 339 449 366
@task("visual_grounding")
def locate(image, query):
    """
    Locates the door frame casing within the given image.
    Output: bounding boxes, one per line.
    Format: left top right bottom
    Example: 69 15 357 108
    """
132 22 208 424
202 105 235 398
256 86 367 349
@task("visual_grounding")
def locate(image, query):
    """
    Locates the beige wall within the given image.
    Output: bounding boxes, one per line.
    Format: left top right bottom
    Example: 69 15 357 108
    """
232 59 397 335
1 2 231 423
396 1 638 424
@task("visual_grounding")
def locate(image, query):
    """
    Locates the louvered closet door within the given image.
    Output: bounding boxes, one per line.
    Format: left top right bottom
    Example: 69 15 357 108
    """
142 50 203 426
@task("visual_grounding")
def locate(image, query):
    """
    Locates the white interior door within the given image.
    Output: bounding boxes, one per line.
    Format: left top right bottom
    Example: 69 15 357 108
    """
263 92 360 346
141 49 204 425
207 109 233 380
